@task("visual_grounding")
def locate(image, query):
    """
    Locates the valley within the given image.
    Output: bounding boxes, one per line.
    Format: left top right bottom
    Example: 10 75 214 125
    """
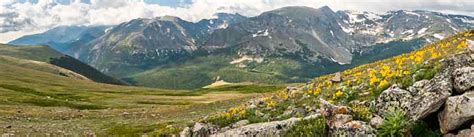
0 56 289 135
0 2 473 136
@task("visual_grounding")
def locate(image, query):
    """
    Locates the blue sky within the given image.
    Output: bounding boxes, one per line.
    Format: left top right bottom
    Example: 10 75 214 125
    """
0 0 473 42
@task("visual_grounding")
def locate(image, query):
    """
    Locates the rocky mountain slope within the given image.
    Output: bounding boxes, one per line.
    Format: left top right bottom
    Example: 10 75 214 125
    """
181 31 474 136
0 44 125 85
9 26 110 53
9 6 474 89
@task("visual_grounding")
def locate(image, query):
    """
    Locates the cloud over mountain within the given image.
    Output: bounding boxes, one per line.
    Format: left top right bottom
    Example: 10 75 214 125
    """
0 0 473 43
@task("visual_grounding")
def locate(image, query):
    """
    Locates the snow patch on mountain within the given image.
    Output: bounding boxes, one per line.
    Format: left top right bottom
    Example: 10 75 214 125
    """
252 29 270 38
230 56 264 64
433 34 445 39
417 28 428 34
404 11 421 17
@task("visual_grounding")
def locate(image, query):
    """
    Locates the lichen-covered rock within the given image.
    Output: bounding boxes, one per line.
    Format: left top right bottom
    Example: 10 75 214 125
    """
331 120 376 136
231 120 250 128
180 127 192 137
332 114 353 128
443 124 474 137
438 91 474 134
375 64 453 121
319 99 375 136
408 73 452 120
212 114 321 137
375 85 413 117
286 86 303 98
319 98 352 127
453 67 474 93
369 115 383 129
467 40 474 52
180 122 219 137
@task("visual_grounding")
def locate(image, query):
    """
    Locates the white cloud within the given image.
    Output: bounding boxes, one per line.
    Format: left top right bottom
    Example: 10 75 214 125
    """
0 0 473 43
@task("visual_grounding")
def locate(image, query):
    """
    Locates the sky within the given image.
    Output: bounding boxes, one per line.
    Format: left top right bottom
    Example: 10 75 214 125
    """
0 0 473 43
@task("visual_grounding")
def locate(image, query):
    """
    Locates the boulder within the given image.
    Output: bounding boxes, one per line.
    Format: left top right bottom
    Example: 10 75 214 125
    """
331 72 342 82
179 122 219 137
453 67 474 93
331 114 353 128
370 115 384 129
331 120 376 136
231 120 250 128
443 124 474 137
375 64 453 121
319 99 375 136
468 40 474 52
319 98 352 128
212 114 321 137
180 127 192 137
375 85 413 117
438 91 474 134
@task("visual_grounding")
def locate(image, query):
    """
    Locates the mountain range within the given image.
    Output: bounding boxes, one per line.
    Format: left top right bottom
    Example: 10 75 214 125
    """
9 6 474 89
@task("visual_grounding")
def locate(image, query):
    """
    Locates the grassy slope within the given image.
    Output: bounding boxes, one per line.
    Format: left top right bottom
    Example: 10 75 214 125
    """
0 44 125 85
0 58 287 135
202 30 474 130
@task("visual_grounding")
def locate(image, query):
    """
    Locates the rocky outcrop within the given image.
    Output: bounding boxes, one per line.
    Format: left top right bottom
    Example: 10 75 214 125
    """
375 52 474 121
444 124 474 137
183 52 474 137
331 72 342 82
180 123 219 137
320 99 376 136
181 114 321 137
453 67 474 93
438 91 474 134
211 117 301 136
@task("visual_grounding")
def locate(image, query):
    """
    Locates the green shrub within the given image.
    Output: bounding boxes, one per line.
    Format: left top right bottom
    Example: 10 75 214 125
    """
413 65 439 81
350 104 372 122
410 121 441 137
284 117 327 137
378 109 412 137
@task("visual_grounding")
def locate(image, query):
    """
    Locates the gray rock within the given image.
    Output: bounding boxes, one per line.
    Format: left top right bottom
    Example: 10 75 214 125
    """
180 127 192 137
443 124 474 137
319 98 352 127
293 108 307 116
287 86 304 98
232 120 250 128
375 66 453 121
438 91 474 134
212 114 321 137
184 122 219 137
331 72 342 82
331 114 353 128
247 104 257 109
370 115 384 129
456 127 474 137
468 40 474 52
330 120 376 136
375 85 413 117
319 99 375 136
453 67 474 93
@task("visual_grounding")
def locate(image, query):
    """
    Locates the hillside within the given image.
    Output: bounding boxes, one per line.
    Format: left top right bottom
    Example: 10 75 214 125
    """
0 54 288 135
0 44 125 85
8 26 110 53
182 31 474 136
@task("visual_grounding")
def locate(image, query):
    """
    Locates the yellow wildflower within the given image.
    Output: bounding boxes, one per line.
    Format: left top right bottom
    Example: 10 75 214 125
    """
378 79 389 89
335 90 343 97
